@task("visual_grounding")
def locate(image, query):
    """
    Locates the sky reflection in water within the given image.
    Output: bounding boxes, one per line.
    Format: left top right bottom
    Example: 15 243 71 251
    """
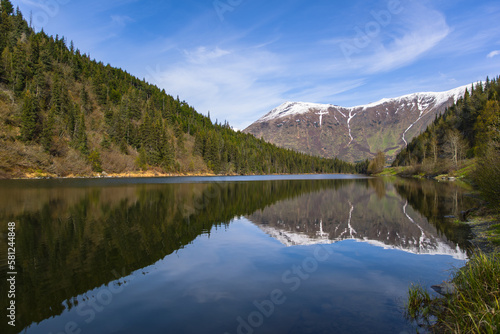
0 176 475 334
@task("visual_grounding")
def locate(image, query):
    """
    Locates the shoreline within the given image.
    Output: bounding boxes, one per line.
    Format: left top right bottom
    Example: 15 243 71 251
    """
3 171 360 180
465 211 500 255
7 169 499 254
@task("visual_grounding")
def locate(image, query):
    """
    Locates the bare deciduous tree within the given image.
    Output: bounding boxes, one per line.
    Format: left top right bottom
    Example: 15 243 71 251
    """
444 129 467 169
430 134 438 165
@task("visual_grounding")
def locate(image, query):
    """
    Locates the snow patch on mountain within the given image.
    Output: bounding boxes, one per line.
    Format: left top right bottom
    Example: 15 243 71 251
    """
257 83 477 123
257 102 333 123
347 110 356 145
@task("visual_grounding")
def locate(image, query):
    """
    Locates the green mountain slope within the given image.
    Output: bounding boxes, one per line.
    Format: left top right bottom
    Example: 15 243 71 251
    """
0 3 359 178
393 77 499 167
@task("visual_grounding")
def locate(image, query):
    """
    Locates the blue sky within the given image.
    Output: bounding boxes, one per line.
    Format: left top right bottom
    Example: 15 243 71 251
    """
14 0 500 129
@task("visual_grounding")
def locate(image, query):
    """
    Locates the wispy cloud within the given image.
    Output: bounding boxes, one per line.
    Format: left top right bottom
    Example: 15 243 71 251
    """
148 46 287 128
487 50 500 58
184 47 231 64
427 2 500 58
368 22 449 73
340 3 450 74
147 44 367 129
16 0 499 129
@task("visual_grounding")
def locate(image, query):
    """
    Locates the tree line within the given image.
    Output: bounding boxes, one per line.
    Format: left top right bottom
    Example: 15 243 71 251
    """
393 76 500 206
0 1 362 177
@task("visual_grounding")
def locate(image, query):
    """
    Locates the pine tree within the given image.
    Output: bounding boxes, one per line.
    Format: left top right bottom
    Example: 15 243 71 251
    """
0 4 363 177
136 147 148 171
71 112 88 155
80 85 91 114
1 0 14 16
20 90 41 142
41 105 55 153
12 43 27 95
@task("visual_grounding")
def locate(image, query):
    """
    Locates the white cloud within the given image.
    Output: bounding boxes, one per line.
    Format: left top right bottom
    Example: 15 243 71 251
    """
148 46 287 129
184 47 231 64
487 50 500 58
147 45 372 129
135 2 493 130
336 3 450 74
368 24 449 73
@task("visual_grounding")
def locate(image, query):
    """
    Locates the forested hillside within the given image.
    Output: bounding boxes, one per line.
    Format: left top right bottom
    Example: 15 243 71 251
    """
0 2 358 178
393 76 500 206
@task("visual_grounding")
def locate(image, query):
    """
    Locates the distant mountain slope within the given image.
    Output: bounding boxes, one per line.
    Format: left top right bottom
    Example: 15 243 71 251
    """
391 76 500 207
244 85 474 162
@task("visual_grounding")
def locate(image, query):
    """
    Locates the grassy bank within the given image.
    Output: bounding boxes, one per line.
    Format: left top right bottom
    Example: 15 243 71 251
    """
405 252 500 333
380 159 477 181
378 161 500 253
466 210 500 255
387 162 500 332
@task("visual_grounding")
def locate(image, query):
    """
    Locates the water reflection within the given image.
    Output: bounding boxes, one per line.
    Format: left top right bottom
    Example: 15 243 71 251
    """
0 176 477 333
248 178 474 259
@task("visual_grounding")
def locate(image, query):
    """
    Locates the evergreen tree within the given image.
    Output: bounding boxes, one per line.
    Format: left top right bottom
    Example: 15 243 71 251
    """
71 112 88 155
80 85 91 114
0 4 361 177
20 90 41 142
41 105 55 153
1 0 14 16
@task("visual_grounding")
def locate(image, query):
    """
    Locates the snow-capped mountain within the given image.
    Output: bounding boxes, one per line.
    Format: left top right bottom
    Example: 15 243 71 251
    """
244 84 476 162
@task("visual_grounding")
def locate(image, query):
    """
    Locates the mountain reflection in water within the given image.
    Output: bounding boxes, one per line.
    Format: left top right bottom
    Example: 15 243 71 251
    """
0 176 476 333
249 178 472 259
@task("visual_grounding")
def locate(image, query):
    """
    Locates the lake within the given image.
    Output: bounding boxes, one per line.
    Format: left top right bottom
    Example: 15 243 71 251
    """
0 175 477 334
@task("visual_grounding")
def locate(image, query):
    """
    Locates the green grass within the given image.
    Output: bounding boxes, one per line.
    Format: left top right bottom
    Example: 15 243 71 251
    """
377 166 406 176
487 224 500 245
451 159 477 179
367 130 399 155
405 252 500 333
450 219 468 226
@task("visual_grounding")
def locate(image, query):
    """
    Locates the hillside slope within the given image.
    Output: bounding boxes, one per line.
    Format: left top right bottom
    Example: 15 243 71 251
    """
393 77 500 185
0 4 357 178
244 85 474 162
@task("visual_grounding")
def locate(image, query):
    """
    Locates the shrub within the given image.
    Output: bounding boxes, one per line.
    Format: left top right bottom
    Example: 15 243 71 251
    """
474 143 500 209
88 150 103 173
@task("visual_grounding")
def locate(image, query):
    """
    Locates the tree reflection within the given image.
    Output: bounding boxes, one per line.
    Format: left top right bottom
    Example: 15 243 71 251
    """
0 179 353 332
0 177 477 333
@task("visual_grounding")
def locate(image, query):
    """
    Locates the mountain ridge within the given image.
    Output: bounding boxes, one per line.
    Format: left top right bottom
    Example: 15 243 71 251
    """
245 83 477 162
256 84 474 122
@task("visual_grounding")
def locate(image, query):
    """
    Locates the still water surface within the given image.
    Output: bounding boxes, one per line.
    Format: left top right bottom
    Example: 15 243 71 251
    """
0 175 477 334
